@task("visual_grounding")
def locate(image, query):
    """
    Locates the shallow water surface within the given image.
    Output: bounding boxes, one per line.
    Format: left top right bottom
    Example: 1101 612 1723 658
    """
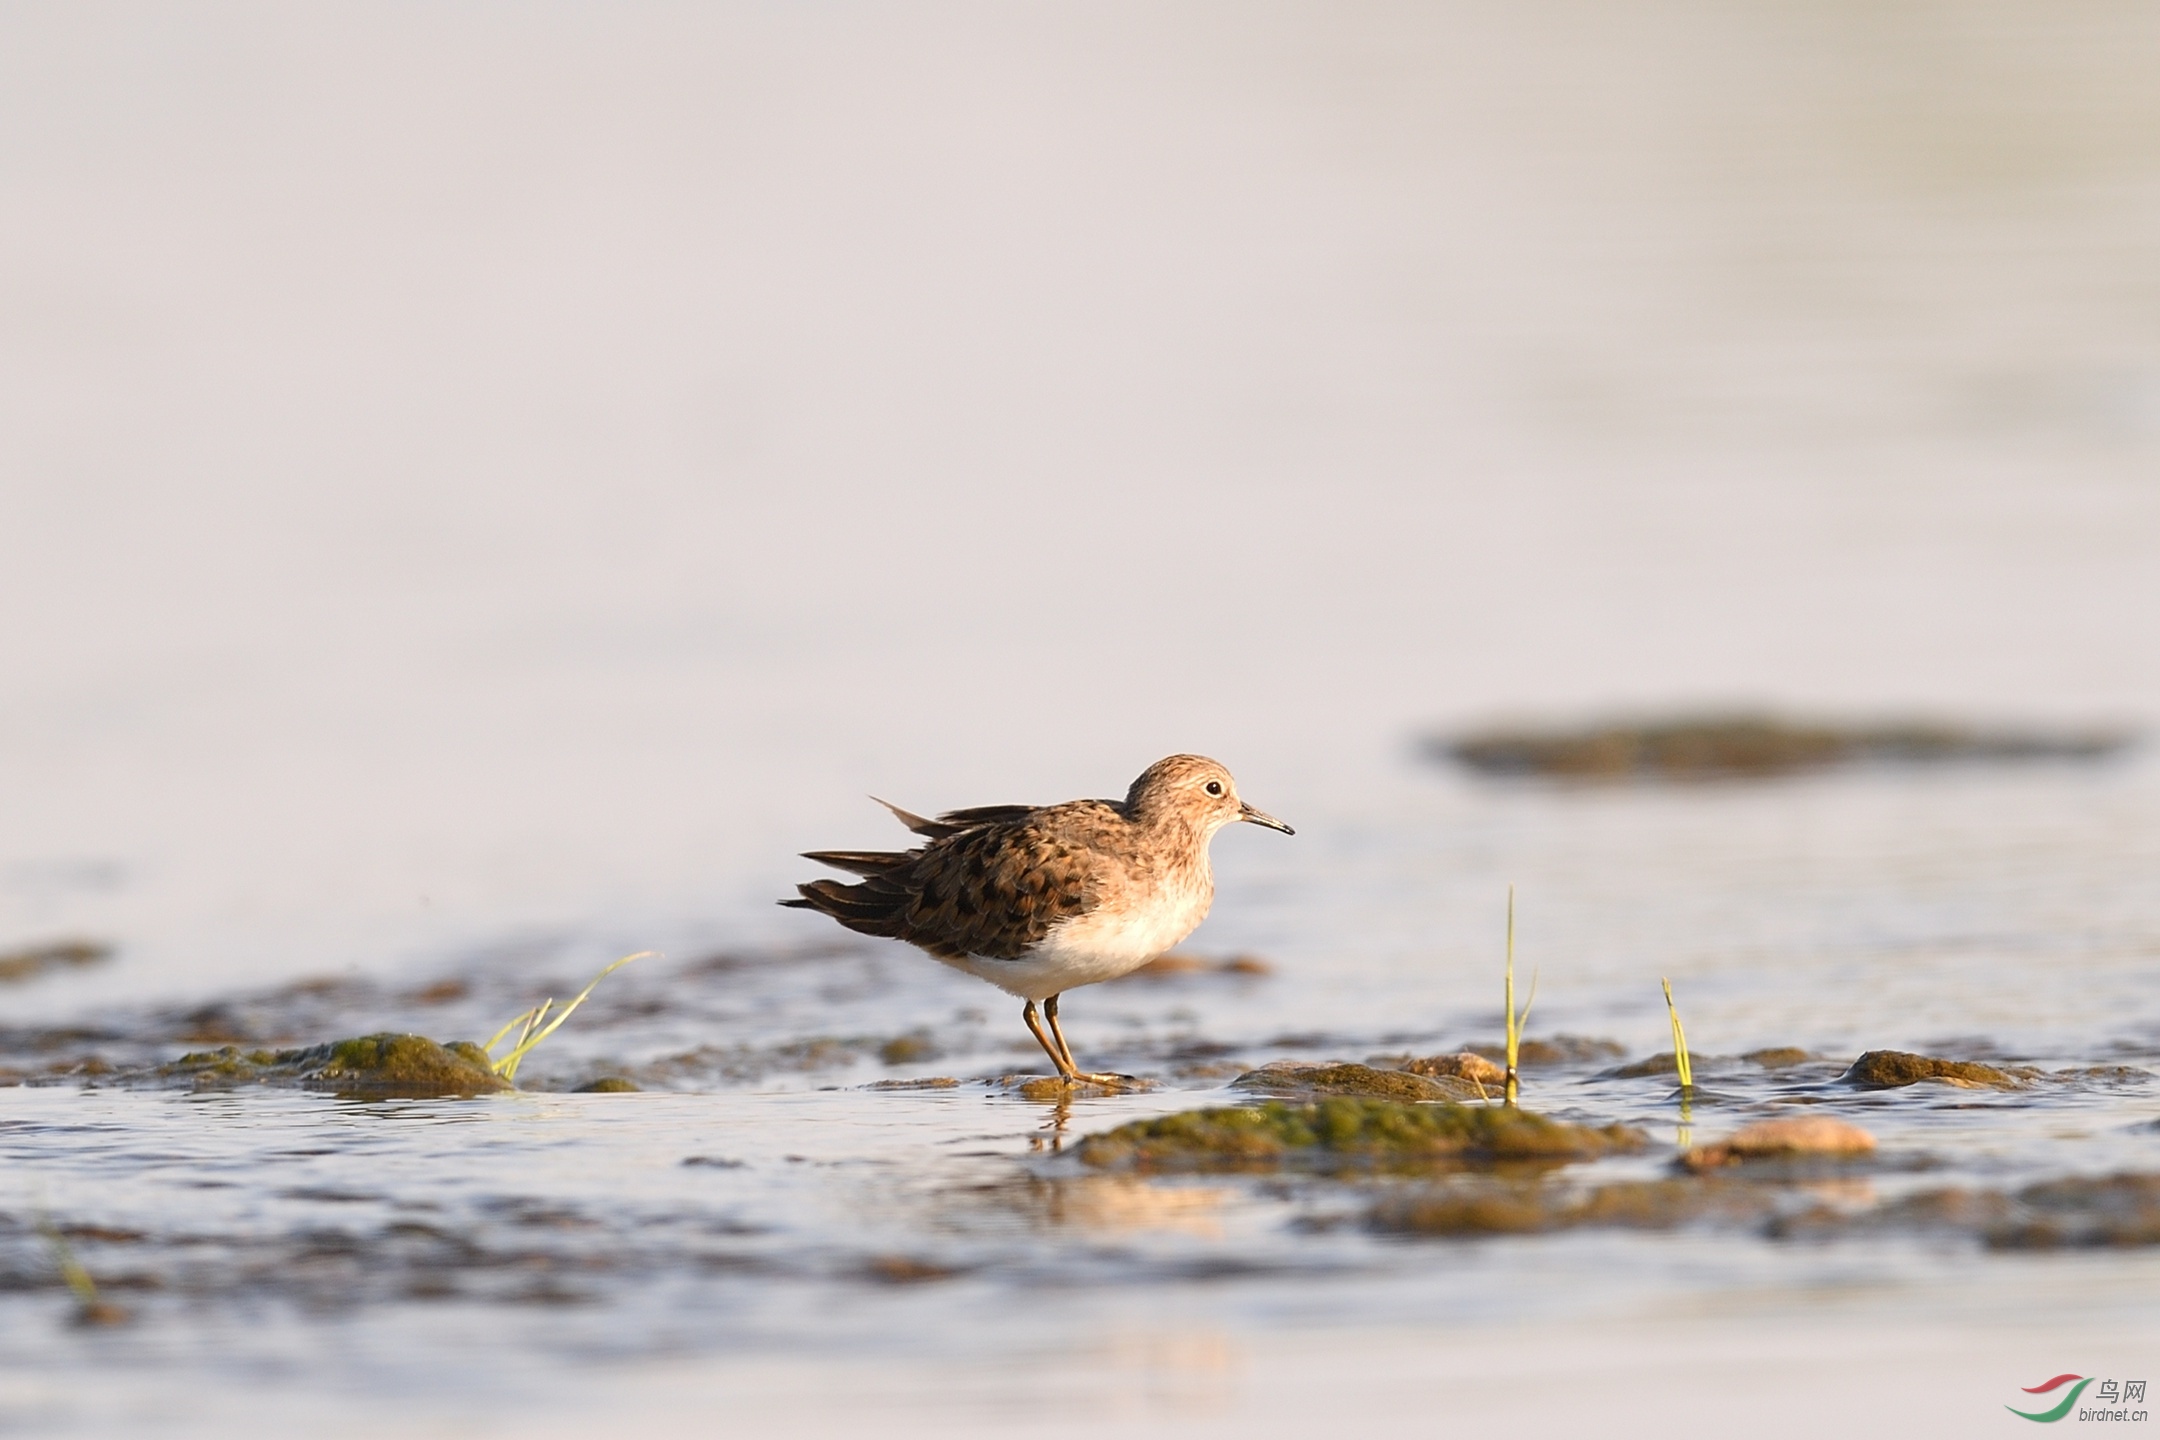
7 759 2160 1437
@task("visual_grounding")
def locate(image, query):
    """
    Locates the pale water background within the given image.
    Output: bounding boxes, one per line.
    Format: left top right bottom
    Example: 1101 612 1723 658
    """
3 3 2159 1435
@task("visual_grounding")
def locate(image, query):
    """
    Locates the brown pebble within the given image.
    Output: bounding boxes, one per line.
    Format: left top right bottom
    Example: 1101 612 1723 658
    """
1399 1052 1506 1086
1682 1115 1877 1170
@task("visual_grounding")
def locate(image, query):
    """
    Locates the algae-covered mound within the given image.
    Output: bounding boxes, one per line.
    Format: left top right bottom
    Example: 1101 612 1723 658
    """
162 1033 508 1097
1842 1050 2028 1090
1231 1062 1483 1103
1077 1098 1646 1174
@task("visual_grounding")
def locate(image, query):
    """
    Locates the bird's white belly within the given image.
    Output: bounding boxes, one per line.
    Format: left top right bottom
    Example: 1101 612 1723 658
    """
944 887 1210 1001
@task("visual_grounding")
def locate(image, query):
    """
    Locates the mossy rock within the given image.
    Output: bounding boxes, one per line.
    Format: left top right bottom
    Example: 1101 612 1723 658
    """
573 1076 641 1093
1077 1098 1646 1174
1742 1047 1813 1069
1232 1062 1483 1103
284 1034 509 1097
158 1034 507 1096
1842 1050 2026 1090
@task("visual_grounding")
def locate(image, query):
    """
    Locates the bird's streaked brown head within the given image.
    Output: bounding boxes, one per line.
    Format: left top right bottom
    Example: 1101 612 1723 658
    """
1124 754 1293 836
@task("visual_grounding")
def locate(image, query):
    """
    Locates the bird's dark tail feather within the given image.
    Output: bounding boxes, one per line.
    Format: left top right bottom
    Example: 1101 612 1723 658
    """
780 876 910 939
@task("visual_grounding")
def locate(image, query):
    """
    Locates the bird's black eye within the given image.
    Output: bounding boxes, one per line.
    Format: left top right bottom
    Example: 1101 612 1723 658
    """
1204 780 1224 797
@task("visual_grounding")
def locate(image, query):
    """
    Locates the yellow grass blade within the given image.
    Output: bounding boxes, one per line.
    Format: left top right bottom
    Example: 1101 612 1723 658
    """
489 951 652 1082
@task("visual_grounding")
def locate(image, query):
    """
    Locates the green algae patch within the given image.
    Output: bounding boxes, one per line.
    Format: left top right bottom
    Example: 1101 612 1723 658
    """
157 1034 508 1096
1077 1098 1646 1174
1232 1062 1483 1103
285 1034 510 1097
1842 1050 2029 1090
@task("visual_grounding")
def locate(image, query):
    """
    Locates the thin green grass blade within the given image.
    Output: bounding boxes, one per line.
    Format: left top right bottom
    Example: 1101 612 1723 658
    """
1503 885 1519 1106
489 951 652 1080
1661 977 1694 1090
484 1006 544 1054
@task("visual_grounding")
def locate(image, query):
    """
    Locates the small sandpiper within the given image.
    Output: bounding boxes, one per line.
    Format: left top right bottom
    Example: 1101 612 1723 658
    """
783 755 1293 1084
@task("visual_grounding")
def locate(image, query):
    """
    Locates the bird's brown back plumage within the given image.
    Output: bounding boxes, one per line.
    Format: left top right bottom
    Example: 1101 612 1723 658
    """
784 801 1116 960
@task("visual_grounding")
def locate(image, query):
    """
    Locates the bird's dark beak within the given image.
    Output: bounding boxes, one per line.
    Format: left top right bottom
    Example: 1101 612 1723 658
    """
1238 801 1294 835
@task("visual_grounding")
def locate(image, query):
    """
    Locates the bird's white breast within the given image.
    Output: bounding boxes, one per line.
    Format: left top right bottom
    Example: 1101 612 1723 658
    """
944 866 1213 1001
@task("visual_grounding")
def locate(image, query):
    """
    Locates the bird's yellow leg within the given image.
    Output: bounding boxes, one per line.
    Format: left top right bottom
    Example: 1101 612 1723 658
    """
1043 993 1080 1072
1022 1000 1077 1080
1044 994 1131 1086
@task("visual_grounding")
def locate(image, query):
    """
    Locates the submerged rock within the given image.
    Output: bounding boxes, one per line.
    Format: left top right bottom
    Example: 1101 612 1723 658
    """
161 1034 509 1097
1077 1098 1646 1173
1742 1047 1814 1069
1123 952 1274 980
1680 1116 1877 1170
1608 1051 1686 1079
572 1076 641 1093
1994 1172 2160 1248
1232 1062 1483 1103
1776 1171 2160 1250
1842 1050 2028 1090
0 940 112 986
1372 1176 1771 1236
1435 713 2134 782
1464 1035 1626 1067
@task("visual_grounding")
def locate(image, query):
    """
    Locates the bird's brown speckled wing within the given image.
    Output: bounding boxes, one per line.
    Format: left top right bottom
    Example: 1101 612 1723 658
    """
785 801 1116 961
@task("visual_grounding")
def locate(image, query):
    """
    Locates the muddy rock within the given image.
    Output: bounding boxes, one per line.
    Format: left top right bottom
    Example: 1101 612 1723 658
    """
1372 1176 1771 1237
1394 1052 1506 1087
1232 1062 1483 1103
1680 1116 1877 1171
1077 1098 1647 1174
1993 1172 2160 1249
1608 1051 1687 1079
1742 1047 1814 1069
1435 714 2134 781
1842 1050 2028 1090
0 940 112 985
877 1032 941 1066
1124 953 1273 980
1465 1035 1626 1067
